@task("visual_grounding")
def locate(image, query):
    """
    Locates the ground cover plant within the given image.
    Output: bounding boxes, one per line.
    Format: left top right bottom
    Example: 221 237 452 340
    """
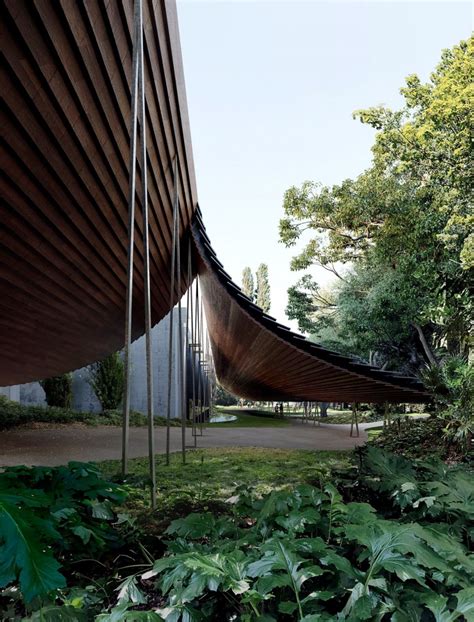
1 447 473 621
0 396 183 431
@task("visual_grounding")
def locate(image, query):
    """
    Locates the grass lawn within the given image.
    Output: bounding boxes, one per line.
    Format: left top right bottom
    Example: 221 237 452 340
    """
208 406 289 427
367 425 384 440
99 447 350 529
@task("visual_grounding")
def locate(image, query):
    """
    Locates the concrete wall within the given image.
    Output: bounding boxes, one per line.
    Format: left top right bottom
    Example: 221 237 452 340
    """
1 309 187 419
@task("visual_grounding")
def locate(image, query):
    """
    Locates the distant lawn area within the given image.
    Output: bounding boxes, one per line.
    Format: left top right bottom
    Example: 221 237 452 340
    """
209 406 289 427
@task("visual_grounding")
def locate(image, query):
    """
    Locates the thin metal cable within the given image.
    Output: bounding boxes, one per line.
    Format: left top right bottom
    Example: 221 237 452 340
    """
137 2 156 507
165 157 179 466
186 238 195 445
122 0 141 477
176 220 186 464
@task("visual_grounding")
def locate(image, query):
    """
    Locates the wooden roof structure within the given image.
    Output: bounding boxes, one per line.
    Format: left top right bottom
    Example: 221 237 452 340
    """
1 0 196 384
192 209 428 403
1 0 428 403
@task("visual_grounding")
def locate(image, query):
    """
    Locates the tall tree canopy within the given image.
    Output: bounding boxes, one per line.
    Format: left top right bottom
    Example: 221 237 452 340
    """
256 263 271 312
241 267 255 301
280 37 473 373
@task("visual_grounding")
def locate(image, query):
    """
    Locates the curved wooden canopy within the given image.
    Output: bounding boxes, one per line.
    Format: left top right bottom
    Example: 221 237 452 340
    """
192 209 428 404
1 0 196 384
1 0 428 404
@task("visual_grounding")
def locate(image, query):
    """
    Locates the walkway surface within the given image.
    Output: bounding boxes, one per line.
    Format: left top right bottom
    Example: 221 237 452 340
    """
0 420 370 467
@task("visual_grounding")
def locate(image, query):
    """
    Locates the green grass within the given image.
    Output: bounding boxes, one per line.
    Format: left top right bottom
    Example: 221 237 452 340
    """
99 447 349 529
367 425 384 440
208 407 289 427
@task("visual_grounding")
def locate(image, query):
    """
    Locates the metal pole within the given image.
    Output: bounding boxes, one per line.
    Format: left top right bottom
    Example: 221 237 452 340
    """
350 402 360 438
165 157 179 465
137 3 156 508
176 224 186 464
195 278 203 438
122 0 141 477
185 238 196 448
189 275 197 444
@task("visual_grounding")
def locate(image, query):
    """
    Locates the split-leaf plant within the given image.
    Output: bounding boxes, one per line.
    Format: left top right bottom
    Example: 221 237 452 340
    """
0 462 126 604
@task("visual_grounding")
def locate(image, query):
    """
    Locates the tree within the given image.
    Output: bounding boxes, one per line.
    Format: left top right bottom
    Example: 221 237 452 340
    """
241 267 255 301
255 263 271 312
280 37 473 369
40 374 72 408
214 383 238 406
89 352 124 411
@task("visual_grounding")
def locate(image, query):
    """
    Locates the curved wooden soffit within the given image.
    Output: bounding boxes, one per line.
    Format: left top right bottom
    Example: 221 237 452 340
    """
1 0 428 404
1 0 197 384
192 209 429 404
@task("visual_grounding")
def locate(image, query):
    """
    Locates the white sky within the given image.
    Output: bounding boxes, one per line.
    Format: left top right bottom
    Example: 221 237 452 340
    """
177 0 472 327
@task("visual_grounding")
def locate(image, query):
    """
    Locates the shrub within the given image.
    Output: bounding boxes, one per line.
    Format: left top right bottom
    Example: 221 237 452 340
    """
214 383 238 406
89 352 125 411
0 462 127 603
101 448 473 621
40 374 72 408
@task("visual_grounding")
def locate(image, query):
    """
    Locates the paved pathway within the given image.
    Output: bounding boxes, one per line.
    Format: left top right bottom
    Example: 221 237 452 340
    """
0 420 369 467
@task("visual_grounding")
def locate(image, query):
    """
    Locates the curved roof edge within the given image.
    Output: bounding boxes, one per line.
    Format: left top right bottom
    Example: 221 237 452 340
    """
192 208 429 404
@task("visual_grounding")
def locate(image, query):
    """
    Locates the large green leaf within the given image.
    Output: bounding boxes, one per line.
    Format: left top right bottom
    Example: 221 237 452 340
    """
0 501 65 602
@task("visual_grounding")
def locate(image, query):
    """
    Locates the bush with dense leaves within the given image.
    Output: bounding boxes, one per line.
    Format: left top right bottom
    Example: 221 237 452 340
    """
89 352 125 411
0 396 183 430
3 448 473 621
40 374 73 408
94 448 473 621
372 415 472 461
0 462 127 603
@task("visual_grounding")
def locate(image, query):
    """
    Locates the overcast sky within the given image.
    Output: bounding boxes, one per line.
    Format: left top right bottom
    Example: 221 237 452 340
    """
177 0 471 327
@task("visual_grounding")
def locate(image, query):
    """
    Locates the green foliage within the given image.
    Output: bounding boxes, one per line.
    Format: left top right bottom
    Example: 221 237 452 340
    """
280 36 474 370
89 352 125 411
213 384 238 406
0 396 182 430
255 263 271 313
4 448 473 620
40 374 73 409
420 356 473 450
241 267 255 301
0 463 126 603
109 448 473 621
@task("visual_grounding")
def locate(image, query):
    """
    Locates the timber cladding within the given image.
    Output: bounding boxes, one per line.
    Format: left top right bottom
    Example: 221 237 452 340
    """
192 209 429 404
1 1 428 403
1 0 197 384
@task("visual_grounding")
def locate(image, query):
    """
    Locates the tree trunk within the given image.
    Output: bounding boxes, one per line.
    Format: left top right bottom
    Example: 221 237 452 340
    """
413 322 438 366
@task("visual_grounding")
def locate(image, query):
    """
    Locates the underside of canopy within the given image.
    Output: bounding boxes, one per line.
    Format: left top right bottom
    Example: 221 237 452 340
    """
1 0 429 404
192 210 428 404
1 0 196 384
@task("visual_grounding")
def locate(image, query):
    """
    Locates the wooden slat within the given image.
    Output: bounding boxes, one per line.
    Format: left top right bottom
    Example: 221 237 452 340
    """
1 0 197 384
192 213 429 404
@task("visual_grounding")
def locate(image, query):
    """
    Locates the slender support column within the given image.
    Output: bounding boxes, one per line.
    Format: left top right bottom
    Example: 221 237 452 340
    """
189 279 197 445
165 157 179 466
350 402 360 438
383 402 389 428
185 239 196 449
176 226 186 464
137 0 156 507
122 0 141 477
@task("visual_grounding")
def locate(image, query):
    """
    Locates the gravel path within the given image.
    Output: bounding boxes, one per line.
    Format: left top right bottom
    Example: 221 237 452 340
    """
0 420 368 467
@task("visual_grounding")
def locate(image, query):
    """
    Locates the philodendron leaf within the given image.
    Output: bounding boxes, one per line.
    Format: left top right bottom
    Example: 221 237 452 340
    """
116 573 147 605
0 501 65 602
454 587 474 621
97 603 163 621
278 600 298 614
423 594 456 622
23 605 88 621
